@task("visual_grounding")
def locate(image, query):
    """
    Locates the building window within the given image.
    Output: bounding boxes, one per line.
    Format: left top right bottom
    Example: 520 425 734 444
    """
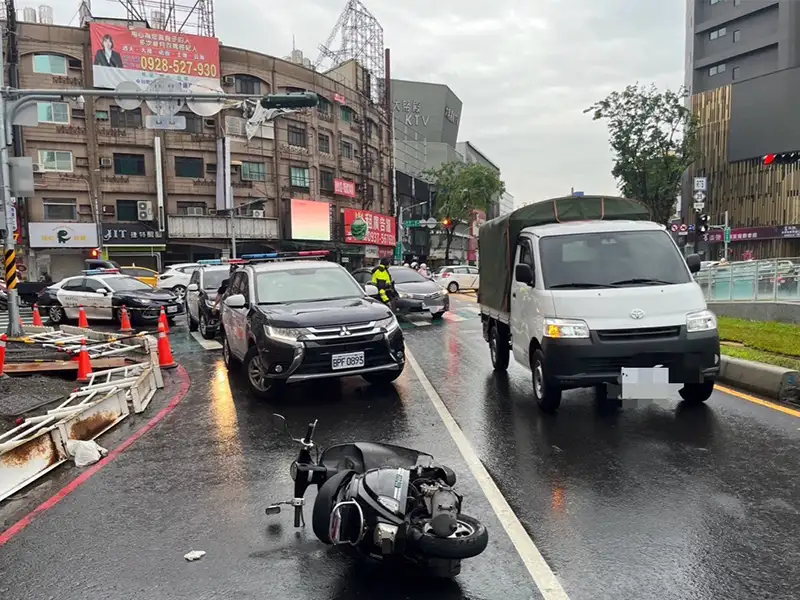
709 27 726 40
114 153 146 176
320 169 334 191
341 140 353 159
37 102 70 124
116 199 139 221
33 54 67 75
182 112 203 133
175 156 204 178
241 161 266 181
177 202 207 216
733 30 741 43
42 198 77 221
317 97 332 116
290 166 310 188
235 76 262 95
340 106 353 122
110 107 143 129
709 63 726 76
710 31 717 40
365 119 374 138
287 123 306 147
318 133 330 154
38 150 73 172
718 63 726 73
732 66 740 80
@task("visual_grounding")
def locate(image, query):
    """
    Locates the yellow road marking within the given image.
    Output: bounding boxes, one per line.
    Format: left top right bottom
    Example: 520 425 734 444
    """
452 292 477 303
715 383 800 418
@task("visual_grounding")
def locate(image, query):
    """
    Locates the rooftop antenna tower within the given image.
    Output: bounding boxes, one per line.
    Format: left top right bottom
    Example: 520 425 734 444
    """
315 0 385 107
115 0 215 36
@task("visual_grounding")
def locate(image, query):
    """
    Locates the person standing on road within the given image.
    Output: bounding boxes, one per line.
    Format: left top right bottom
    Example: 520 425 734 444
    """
371 257 394 304
214 263 238 310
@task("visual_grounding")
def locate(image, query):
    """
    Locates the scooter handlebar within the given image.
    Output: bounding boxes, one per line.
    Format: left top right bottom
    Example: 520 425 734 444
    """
302 420 317 444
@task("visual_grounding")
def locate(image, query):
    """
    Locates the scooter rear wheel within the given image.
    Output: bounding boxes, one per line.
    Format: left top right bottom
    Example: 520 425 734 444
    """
412 514 488 559
312 469 355 543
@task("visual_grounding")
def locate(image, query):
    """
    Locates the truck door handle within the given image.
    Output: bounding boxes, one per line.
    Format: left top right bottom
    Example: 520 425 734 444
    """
512 292 516 298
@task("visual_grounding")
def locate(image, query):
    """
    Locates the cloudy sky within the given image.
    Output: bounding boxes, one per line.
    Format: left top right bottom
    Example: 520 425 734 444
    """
34 0 685 204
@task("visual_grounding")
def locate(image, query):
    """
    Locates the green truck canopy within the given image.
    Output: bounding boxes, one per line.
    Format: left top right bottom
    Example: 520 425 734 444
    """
477 195 651 313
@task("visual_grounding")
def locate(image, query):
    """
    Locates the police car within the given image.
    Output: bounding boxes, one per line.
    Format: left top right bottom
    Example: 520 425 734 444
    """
37 269 183 325
219 251 405 399
185 261 231 339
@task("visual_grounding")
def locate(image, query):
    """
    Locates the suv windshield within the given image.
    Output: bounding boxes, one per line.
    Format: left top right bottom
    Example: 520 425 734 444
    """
202 269 228 290
104 276 153 292
539 230 691 289
255 266 364 304
390 267 427 284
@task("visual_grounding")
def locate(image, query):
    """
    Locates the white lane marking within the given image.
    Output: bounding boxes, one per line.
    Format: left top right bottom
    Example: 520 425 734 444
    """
190 331 222 350
404 316 431 327
405 348 571 600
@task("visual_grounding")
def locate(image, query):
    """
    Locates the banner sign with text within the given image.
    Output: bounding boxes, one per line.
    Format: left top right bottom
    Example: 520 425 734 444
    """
334 178 357 198
705 224 800 243
344 209 396 246
89 22 220 90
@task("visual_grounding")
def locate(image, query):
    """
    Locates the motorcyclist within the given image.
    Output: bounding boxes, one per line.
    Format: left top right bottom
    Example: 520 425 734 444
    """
410 261 419 271
371 257 395 305
419 263 431 278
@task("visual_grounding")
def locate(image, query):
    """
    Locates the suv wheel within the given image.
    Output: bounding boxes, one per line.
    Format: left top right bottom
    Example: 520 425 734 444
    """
222 333 238 370
199 313 215 340
244 346 284 399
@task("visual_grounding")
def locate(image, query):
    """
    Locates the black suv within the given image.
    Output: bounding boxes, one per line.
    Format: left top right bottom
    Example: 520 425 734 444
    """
186 264 229 339
219 257 405 398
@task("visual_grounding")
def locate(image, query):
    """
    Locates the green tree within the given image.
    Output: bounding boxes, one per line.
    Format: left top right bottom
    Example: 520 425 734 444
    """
585 83 699 225
422 161 505 262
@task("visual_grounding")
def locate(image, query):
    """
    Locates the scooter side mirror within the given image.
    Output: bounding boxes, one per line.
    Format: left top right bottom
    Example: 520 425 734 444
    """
270 413 293 441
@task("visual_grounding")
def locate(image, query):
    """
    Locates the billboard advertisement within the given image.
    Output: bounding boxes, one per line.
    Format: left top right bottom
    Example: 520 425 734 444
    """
28 222 98 248
89 23 220 90
290 199 330 241
334 178 357 198
344 209 396 246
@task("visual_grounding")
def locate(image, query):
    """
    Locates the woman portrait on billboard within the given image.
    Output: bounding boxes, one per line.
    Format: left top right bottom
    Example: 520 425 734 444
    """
94 34 123 68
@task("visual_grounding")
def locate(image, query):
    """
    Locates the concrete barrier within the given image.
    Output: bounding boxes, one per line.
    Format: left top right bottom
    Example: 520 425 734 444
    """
708 301 800 324
718 355 800 405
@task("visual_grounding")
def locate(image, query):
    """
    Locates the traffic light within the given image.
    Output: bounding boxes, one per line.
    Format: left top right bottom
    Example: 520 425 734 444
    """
89 248 101 259
696 213 710 234
260 92 319 109
441 217 453 229
763 152 800 166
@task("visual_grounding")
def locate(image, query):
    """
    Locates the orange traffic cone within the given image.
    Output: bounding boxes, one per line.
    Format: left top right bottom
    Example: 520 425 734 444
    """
119 305 133 333
156 321 177 369
78 305 89 328
158 306 170 333
0 334 6 377
32 304 43 326
76 339 92 382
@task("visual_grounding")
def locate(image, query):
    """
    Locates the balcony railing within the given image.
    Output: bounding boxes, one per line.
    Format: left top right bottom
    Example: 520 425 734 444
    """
168 214 279 240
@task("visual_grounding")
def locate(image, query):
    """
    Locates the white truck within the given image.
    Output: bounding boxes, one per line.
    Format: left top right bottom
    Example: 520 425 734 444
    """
477 195 720 413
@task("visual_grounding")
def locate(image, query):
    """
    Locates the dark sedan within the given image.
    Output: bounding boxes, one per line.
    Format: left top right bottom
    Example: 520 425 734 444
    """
352 266 450 320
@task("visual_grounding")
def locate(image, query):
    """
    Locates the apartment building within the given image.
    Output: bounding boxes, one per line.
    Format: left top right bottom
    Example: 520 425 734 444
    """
14 21 392 279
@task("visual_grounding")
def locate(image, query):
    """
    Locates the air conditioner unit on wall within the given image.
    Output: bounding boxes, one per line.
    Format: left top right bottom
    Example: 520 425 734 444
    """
137 200 154 221
222 75 236 86
251 210 265 218
99 157 113 168
32 163 44 173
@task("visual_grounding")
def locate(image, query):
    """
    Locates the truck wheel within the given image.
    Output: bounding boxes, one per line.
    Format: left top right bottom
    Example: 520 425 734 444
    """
489 323 509 371
678 380 715 404
531 349 561 413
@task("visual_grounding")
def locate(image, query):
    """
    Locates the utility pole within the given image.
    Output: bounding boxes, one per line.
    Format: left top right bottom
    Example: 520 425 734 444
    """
723 210 729 259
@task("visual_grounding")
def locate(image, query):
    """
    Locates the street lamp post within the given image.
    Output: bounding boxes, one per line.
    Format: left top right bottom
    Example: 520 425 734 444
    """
397 200 428 262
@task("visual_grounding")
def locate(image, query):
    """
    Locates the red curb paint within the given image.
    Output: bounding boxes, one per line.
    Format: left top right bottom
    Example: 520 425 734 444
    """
0 364 191 547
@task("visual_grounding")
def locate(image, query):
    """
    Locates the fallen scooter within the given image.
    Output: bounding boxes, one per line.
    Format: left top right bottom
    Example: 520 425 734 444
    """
266 415 489 578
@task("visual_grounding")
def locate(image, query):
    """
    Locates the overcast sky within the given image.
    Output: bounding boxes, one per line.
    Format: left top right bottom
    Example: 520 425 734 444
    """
33 0 685 205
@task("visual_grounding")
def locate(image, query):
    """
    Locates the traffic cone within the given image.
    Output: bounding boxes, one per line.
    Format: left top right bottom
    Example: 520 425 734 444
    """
119 305 134 333
32 304 43 326
158 306 170 333
78 305 89 328
0 334 7 377
156 321 177 369
76 339 92 382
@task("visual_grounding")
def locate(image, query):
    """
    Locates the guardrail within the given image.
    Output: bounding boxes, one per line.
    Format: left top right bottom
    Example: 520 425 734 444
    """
696 258 800 302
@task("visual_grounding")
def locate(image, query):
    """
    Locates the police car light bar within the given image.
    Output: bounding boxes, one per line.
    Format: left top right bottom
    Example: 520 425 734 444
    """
240 250 330 261
196 258 248 265
82 268 120 274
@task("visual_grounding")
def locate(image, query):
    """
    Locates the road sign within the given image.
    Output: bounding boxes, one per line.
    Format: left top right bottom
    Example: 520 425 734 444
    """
114 81 143 110
403 220 421 228
693 201 705 211
424 217 438 229
724 227 731 243
670 224 678 232
145 77 184 117
693 177 707 191
145 115 187 130
679 223 688 232
693 190 706 201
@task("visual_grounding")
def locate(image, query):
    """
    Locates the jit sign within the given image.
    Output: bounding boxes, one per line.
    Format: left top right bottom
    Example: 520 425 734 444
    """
334 178 357 198
344 209 396 246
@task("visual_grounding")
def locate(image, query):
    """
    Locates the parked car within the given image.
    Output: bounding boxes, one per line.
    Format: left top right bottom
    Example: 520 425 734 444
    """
119 265 159 287
351 266 449 319
156 262 201 301
186 264 229 339
434 265 480 293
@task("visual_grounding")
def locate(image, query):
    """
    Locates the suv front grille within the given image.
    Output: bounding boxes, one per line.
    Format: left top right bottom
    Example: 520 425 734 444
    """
296 337 391 374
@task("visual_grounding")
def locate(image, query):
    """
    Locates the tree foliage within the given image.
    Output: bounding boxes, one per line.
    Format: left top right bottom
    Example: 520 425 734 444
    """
585 83 699 225
422 161 505 261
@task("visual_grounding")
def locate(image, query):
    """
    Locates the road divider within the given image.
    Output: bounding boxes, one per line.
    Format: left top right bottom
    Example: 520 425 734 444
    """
717 355 799 407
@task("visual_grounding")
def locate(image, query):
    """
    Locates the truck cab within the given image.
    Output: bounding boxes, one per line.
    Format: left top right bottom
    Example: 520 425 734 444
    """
479 195 720 413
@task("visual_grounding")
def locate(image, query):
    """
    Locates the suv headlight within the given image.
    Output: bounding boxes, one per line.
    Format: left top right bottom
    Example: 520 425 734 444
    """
686 309 717 332
397 291 411 299
265 325 305 343
543 318 590 339
376 315 399 333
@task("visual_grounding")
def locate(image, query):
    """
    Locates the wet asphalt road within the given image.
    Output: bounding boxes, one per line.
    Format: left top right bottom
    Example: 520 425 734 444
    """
1 295 799 600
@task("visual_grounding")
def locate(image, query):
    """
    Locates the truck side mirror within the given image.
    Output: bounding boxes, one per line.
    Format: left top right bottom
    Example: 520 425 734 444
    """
515 263 534 286
686 253 701 274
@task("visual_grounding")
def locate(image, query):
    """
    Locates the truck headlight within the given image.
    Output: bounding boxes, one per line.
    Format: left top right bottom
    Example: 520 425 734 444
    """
376 315 399 333
543 318 590 339
265 325 305 343
686 310 717 332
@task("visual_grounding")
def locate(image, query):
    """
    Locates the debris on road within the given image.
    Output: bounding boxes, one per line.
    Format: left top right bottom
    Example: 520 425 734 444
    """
184 550 206 562
65 439 108 467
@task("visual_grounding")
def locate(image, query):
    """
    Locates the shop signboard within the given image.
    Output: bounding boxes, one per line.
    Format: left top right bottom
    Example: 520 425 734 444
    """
28 222 98 248
344 208 396 246
334 178 357 198
102 223 165 245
